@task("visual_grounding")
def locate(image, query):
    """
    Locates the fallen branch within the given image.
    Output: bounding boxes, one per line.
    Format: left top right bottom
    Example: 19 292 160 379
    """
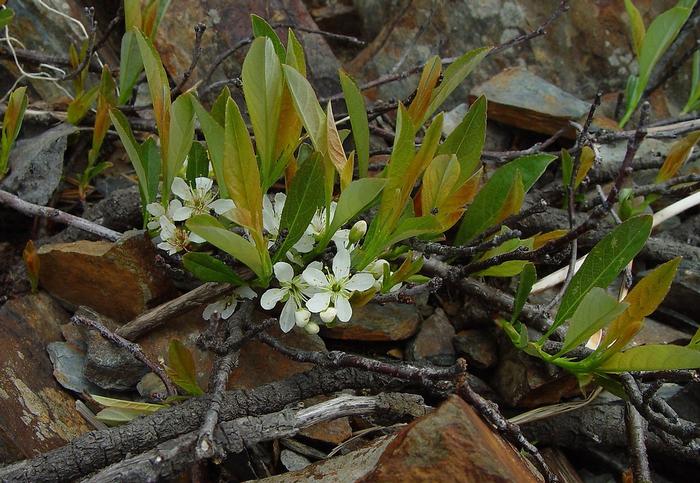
625 402 652 482
84 393 426 483
373 276 443 304
0 189 122 241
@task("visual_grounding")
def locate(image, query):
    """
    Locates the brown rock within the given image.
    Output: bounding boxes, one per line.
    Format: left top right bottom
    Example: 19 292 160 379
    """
407 308 456 366
367 396 540 482
0 293 90 462
453 329 498 369
38 231 175 322
470 67 590 138
298 396 352 445
321 303 421 341
155 0 341 98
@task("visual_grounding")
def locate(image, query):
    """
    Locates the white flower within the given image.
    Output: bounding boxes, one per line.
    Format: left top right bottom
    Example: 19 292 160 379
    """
202 285 257 321
368 259 402 292
262 193 314 254
157 216 203 254
146 199 182 231
171 177 235 221
302 249 375 323
260 262 314 332
307 202 336 239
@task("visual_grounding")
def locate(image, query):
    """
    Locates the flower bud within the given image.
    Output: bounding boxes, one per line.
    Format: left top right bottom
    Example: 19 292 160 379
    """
295 309 311 327
368 259 389 278
304 321 320 334
349 220 367 244
320 307 337 323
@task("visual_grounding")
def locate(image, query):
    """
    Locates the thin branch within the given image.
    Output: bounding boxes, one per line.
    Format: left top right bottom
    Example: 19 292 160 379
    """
373 277 443 304
469 200 548 246
458 380 558 483
258 332 466 384
482 128 566 162
625 401 652 482
198 77 242 98
59 7 98 82
408 229 522 258
199 37 253 87
171 23 207 98
0 189 122 241
271 23 366 47
93 5 123 53
72 309 177 397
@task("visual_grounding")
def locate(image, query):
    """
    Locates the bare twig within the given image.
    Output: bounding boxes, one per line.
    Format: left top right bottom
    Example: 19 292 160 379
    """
72 309 177 396
373 277 443 304
59 7 98 82
93 5 123 53
172 23 207 98
271 23 366 46
408 229 522 258
470 200 548 245
200 37 253 87
458 380 558 483
625 402 652 482
258 332 466 384
0 189 121 240
482 128 566 162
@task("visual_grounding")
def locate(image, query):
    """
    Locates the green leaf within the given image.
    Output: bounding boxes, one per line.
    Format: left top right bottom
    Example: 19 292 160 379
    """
339 70 370 178
438 95 487 183
110 109 153 208
455 154 557 244
91 394 164 412
275 153 325 261
690 328 700 348
210 86 231 126
512 263 536 323
283 65 326 151
599 344 700 372
475 232 533 277
165 93 195 199
191 96 227 198
96 407 156 426
557 288 628 356
167 339 204 396
328 177 386 236
620 4 694 126
118 31 143 105
682 51 700 114
624 0 646 57
182 252 244 284
187 214 264 278
561 149 573 187
554 215 653 329
138 137 161 206
422 47 491 124
67 85 98 125
387 215 442 246
242 37 283 185
0 8 15 29
185 141 209 184
134 28 171 139
251 15 286 61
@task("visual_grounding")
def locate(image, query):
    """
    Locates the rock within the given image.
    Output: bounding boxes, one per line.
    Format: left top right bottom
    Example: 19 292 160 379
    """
453 329 498 369
155 0 341 98
349 0 678 108
298 396 353 445
406 308 456 366
471 68 591 138
258 435 396 482
47 341 106 395
96 186 142 233
229 324 327 389
280 449 312 472
137 372 167 400
321 303 421 341
629 318 691 347
0 292 90 462
84 329 149 391
491 337 579 407
37 230 175 322
0 123 77 205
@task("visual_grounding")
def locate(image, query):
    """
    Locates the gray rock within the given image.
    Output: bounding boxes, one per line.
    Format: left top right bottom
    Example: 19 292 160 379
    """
407 308 456 366
84 331 148 391
453 329 498 369
47 341 106 395
280 449 312 472
97 186 142 232
0 123 77 205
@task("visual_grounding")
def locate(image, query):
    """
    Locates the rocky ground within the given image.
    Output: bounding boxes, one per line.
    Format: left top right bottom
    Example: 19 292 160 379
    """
0 1 699 482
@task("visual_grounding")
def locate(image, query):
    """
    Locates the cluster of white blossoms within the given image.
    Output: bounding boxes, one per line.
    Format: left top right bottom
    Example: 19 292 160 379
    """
151 178 400 332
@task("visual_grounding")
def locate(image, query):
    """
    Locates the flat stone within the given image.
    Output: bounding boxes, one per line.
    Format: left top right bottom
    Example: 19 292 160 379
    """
47 341 106 395
453 329 498 369
407 308 456 366
84 329 149 392
0 293 90 462
365 396 540 482
321 303 421 341
471 67 590 138
0 123 77 205
280 450 312 472
37 230 175 322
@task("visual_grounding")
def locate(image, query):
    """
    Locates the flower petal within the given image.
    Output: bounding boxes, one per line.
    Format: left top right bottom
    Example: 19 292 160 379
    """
279 298 296 333
221 299 237 319
171 177 192 201
202 302 217 320
302 267 328 287
293 234 315 253
333 249 351 279
159 216 176 237
345 272 375 292
210 198 235 214
236 285 257 299
188 232 206 244
274 262 295 283
306 292 331 313
146 202 165 217
172 206 193 221
195 177 213 193
334 295 353 322
260 288 286 309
